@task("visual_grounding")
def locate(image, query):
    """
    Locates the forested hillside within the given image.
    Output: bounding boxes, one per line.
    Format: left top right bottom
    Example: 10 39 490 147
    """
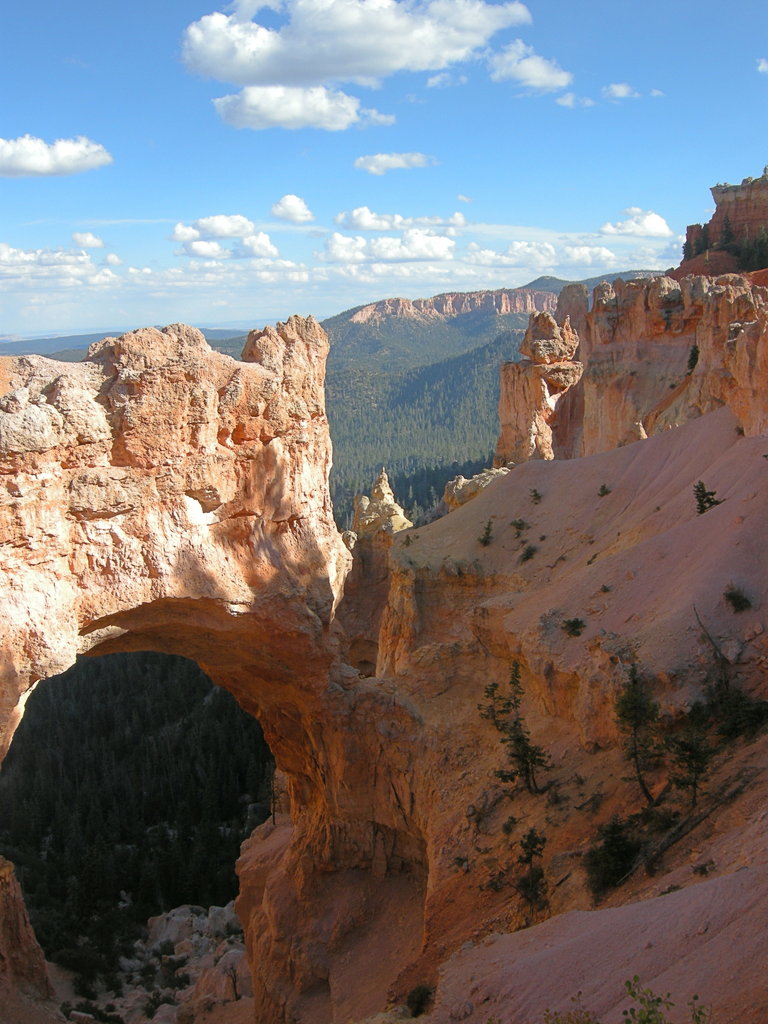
326 328 524 524
0 652 272 995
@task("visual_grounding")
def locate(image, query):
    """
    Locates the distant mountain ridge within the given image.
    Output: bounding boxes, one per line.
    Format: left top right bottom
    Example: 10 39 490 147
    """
521 269 662 294
1 271 662 360
346 287 556 324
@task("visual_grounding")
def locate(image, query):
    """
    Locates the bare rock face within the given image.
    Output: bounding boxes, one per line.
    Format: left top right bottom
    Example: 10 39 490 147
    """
0 857 51 1002
0 318 350 756
494 312 583 464
442 467 510 509
337 470 412 676
684 166 768 254
499 275 768 460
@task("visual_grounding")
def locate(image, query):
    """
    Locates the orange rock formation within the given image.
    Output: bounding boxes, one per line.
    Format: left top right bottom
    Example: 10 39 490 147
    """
2 280 768 1024
494 310 583 464
685 167 768 253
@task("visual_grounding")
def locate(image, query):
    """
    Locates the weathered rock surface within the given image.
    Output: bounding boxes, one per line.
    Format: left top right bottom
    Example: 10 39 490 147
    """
0 318 349 758
338 469 412 676
349 468 413 539
442 467 510 509
497 274 768 462
494 311 583 464
4 283 768 1024
348 288 556 325
684 166 768 255
0 857 52 1004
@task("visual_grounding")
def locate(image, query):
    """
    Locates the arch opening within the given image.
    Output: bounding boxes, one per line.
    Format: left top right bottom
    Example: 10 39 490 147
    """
0 650 275 1017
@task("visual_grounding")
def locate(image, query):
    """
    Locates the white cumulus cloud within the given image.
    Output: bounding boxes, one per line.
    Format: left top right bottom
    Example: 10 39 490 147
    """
194 213 256 237
238 232 279 257
465 240 556 268
561 245 617 266
354 152 434 176
758 58 768 74
335 206 465 231
72 232 104 248
0 135 113 178
602 82 640 100
489 40 572 91
271 194 314 222
0 241 118 288
556 92 594 108
601 207 672 238
183 0 532 86
105 253 123 266
321 228 455 263
214 85 393 130
171 223 201 242
183 240 231 259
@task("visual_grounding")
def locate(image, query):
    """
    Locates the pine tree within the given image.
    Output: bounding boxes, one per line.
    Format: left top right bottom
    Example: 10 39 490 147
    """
478 663 551 794
615 665 661 806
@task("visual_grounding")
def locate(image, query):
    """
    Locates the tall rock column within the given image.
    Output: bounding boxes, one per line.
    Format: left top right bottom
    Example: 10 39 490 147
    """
494 311 583 465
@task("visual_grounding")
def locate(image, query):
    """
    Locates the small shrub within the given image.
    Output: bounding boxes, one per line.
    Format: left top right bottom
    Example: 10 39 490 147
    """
687 344 699 373
479 520 493 546
724 586 751 612
406 985 434 1017
597 483 611 497
520 544 538 563
706 683 768 739
542 996 602 1024
511 518 529 537
530 488 542 504
584 816 641 899
144 991 175 1020
562 618 586 637
693 480 721 514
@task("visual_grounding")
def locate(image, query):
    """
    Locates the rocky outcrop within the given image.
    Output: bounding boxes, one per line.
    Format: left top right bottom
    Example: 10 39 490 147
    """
348 288 556 324
685 167 768 253
0 857 51 1002
349 469 413 538
337 470 412 676
494 311 583 464
494 274 768 461
0 318 350 755
442 467 510 509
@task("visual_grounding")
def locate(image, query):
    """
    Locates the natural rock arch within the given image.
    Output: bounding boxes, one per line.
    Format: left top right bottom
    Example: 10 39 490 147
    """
0 319 429 1023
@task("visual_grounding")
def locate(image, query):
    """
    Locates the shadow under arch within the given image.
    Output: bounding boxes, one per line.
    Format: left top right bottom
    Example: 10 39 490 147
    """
0 649 273 1007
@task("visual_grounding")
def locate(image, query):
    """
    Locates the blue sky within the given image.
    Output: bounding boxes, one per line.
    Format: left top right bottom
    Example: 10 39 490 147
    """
1 0 767 337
